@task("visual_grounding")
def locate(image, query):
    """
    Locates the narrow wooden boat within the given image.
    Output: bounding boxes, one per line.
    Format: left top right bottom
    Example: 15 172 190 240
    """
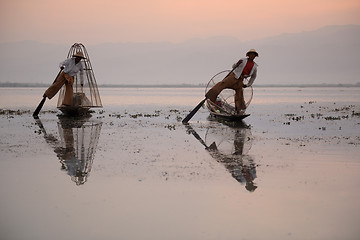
206 98 250 121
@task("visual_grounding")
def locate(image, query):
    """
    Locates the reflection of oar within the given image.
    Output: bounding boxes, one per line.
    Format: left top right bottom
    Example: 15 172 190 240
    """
182 65 239 124
33 116 60 145
185 124 208 148
33 70 62 117
184 124 218 151
34 116 47 134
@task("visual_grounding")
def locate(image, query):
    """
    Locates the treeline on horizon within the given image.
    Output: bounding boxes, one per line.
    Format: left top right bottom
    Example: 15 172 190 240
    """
1 82 360 88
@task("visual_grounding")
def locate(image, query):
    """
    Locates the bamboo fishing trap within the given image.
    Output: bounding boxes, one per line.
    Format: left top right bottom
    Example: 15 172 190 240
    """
57 43 102 115
205 70 253 119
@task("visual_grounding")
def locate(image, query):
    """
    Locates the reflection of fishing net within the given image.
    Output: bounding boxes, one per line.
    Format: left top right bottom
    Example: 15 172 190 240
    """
57 43 102 113
57 120 102 185
205 70 253 115
204 124 252 156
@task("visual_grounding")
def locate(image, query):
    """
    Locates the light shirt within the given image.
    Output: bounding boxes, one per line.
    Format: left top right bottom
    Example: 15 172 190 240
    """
59 57 84 77
232 58 258 86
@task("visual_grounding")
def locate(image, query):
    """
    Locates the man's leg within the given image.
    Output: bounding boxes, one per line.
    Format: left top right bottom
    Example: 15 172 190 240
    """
205 73 238 103
43 71 66 99
234 78 246 113
62 75 74 106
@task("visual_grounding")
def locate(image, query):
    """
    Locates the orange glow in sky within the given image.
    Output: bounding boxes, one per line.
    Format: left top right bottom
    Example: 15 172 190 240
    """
1 0 359 44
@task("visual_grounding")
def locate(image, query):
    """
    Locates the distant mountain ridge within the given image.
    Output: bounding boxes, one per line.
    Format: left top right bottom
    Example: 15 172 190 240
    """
1 25 359 86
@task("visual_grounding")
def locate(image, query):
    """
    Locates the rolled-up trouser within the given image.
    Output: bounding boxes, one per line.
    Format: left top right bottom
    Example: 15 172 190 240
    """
205 72 246 112
44 71 74 106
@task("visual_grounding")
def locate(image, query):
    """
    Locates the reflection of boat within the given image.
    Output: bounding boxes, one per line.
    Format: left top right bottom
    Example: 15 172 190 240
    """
204 121 252 155
34 116 102 185
185 122 257 192
57 43 102 116
205 70 253 121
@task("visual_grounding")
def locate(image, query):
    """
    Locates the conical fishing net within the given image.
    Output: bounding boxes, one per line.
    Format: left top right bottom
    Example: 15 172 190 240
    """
57 43 102 112
205 70 253 115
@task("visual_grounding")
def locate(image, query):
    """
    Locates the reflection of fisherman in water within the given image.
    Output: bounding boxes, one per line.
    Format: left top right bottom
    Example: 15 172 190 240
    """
34 116 102 185
186 122 257 192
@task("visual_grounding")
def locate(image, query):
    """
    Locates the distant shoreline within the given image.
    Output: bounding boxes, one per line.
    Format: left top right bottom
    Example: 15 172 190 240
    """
0 82 360 88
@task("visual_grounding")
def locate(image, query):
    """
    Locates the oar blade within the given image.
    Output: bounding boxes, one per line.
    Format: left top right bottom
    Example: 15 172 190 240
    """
33 97 46 117
182 98 206 124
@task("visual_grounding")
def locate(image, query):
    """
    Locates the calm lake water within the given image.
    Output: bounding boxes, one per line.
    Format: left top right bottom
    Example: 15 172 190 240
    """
0 87 360 240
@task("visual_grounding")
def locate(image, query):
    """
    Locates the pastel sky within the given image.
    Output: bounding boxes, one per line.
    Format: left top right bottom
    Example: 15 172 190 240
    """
1 0 359 44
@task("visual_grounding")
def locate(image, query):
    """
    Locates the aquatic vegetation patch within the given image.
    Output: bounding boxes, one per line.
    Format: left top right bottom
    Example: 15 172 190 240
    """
332 105 355 112
352 111 360 117
129 113 143 119
143 113 160 118
323 116 349 121
310 113 323 119
169 109 180 114
284 113 304 122
0 109 31 115
109 113 123 119
34 129 43 135
283 104 359 125
165 124 176 130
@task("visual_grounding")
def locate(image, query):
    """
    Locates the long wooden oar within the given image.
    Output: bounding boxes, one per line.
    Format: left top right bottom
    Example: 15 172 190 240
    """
33 70 62 117
182 64 240 124
182 98 207 124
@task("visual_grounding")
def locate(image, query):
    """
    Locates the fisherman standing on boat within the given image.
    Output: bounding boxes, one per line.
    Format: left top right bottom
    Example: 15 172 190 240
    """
43 52 86 106
205 49 258 114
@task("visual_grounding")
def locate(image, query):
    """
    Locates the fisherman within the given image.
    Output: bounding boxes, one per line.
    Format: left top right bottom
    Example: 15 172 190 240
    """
43 51 86 106
205 49 259 114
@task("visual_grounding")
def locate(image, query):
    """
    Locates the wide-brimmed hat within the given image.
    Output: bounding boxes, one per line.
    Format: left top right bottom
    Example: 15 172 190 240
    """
73 51 86 59
246 49 259 57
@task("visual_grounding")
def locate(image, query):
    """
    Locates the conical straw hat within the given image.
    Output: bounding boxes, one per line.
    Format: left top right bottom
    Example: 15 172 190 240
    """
246 49 259 57
73 51 86 59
